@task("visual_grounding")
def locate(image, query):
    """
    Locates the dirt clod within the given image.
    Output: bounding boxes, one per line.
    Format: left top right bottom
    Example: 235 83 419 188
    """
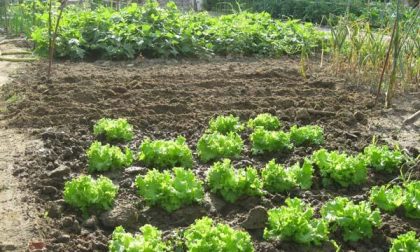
241 206 268 230
47 165 70 179
100 203 139 229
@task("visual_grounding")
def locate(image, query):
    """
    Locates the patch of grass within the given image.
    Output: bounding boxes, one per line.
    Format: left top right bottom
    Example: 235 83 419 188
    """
6 94 22 104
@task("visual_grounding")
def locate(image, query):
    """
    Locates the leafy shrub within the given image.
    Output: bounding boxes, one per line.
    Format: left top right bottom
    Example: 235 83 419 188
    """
31 1 326 60
369 185 403 213
389 231 420 252
139 136 193 169
109 225 167 252
63 175 118 215
208 115 244 134
262 159 313 193
289 125 324 146
184 217 254 252
250 128 292 155
197 132 244 162
403 181 420 219
312 149 367 187
264 198 329 245
135 167 204 212
321 197 382 242
363 143 404 173
87 141 133 173
247 113 281 131
207 159 263 203
93 118 134 142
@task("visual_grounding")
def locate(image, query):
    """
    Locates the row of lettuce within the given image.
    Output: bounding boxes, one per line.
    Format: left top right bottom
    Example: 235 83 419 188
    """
61 115 419 250
28 0 326 60
109 203 418 251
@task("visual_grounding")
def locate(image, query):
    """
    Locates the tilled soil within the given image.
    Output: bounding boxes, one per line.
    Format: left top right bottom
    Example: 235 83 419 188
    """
2 58 419 252
0 39 44 252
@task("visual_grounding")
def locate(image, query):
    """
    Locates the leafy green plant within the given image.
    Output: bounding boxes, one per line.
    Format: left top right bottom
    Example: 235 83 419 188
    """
312 148 367 187
207 159 263 203
31 1 326 60
389 231 420 252
184 216 254 252
264 198 329 245
109 225 168 252
262 158 313 193
403 180 420 219
369 185 404 212
208 0 368 24
197 132 244 163
250 128 292 155
370 181 420 219
247 113 281 131
363 143 404 173
86 141 133 173
289 125 324 146
321 197 382 242
93 118 134 142
63 175 118 215
208 115 244 134
139 136 193 169
135 167 204 212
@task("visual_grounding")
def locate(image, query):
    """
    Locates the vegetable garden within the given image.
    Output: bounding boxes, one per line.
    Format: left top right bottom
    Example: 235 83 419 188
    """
0 0 419 252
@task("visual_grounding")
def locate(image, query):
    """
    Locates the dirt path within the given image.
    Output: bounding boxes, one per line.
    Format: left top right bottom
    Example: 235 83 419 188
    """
0 42 41 251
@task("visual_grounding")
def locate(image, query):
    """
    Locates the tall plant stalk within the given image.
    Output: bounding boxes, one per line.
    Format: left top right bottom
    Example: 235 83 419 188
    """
47 0 52 79
385 0 401 108
47 0 68 81
375 6 398 105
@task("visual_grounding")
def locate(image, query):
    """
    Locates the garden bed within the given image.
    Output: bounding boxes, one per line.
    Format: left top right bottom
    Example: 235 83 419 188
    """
3 57 419 251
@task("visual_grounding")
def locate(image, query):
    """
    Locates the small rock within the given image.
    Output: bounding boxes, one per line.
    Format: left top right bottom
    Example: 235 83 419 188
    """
241 206 268 230
100 204 139 228
47 165 70 178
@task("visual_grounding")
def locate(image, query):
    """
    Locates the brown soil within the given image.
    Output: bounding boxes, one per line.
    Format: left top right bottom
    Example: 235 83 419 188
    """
0 39 43 252
2 57 419 252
